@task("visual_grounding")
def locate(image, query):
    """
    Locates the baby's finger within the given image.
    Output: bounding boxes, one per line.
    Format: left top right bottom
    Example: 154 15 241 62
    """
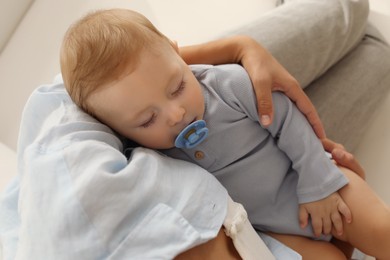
338 200 352 224
323 216 332 235
331 212 343 236
311 216 323 237
299 206 309 229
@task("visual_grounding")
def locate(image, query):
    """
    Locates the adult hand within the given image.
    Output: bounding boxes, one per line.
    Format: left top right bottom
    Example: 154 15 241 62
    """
179 35 326 139
321 138 365 179
236 36 325 138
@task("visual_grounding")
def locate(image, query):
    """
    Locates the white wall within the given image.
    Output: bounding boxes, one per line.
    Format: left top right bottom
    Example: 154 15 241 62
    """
0 0 34 52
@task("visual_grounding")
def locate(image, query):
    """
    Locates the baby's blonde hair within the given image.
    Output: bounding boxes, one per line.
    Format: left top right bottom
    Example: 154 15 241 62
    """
60 8 169 114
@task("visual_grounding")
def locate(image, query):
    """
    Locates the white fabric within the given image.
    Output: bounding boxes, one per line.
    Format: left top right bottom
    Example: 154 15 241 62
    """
0 143 16 193
3 81 229 259
224 197 276 260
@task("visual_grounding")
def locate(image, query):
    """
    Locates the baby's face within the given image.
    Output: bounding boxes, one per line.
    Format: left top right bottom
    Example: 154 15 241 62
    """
88 44 205 149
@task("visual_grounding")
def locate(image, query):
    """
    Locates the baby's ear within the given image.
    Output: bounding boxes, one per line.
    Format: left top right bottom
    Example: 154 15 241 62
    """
169 39 179 53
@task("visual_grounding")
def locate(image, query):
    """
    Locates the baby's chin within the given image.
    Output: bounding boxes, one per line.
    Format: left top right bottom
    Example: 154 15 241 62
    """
160 143 176 150
124 135 175 150
143 142 175 150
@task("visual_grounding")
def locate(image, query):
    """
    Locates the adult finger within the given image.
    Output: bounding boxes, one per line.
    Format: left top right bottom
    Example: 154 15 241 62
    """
278 76 326 139
321 138 365 179
298 206 309 229
321 138 345 152
332 149 365 179
251 71 274 126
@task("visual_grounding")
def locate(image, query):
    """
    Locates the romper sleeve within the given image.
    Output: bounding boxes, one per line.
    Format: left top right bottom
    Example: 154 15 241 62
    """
212 64 348 204
12 78 228 259
266 92 349 204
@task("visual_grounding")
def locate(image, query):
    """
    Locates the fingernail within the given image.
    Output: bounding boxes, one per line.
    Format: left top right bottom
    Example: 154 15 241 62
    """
261 115 271 126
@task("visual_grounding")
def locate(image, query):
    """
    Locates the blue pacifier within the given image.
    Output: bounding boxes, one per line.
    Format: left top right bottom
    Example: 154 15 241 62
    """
175 120 208 149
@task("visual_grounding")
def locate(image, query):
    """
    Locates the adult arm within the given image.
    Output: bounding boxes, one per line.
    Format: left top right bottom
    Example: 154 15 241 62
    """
179 35 326 139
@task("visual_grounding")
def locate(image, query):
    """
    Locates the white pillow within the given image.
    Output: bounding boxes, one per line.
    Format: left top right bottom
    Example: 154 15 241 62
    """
0 143 17 193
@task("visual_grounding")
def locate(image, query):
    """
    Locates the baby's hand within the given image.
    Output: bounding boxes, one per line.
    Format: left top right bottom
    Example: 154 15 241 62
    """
299 192 352 237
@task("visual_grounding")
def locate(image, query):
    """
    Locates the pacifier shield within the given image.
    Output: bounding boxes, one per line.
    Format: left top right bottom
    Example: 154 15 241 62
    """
175 120 208 149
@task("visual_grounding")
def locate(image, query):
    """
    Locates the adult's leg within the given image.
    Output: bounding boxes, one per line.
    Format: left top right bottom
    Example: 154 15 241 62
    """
224 0 369 88
305 24 390 150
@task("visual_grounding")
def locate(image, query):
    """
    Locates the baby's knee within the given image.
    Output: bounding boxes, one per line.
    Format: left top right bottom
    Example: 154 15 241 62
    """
317 248 347 260
269 233 347 260
305 243 346 260
378 218 390 240
372 207 390 238
370 209 390 257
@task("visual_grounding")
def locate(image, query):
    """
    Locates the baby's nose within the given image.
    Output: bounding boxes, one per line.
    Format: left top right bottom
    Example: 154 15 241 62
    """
167 106 185 126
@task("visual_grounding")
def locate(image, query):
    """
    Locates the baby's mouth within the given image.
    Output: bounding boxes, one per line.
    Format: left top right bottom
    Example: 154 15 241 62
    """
174 119 209 149
178 118 196 135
